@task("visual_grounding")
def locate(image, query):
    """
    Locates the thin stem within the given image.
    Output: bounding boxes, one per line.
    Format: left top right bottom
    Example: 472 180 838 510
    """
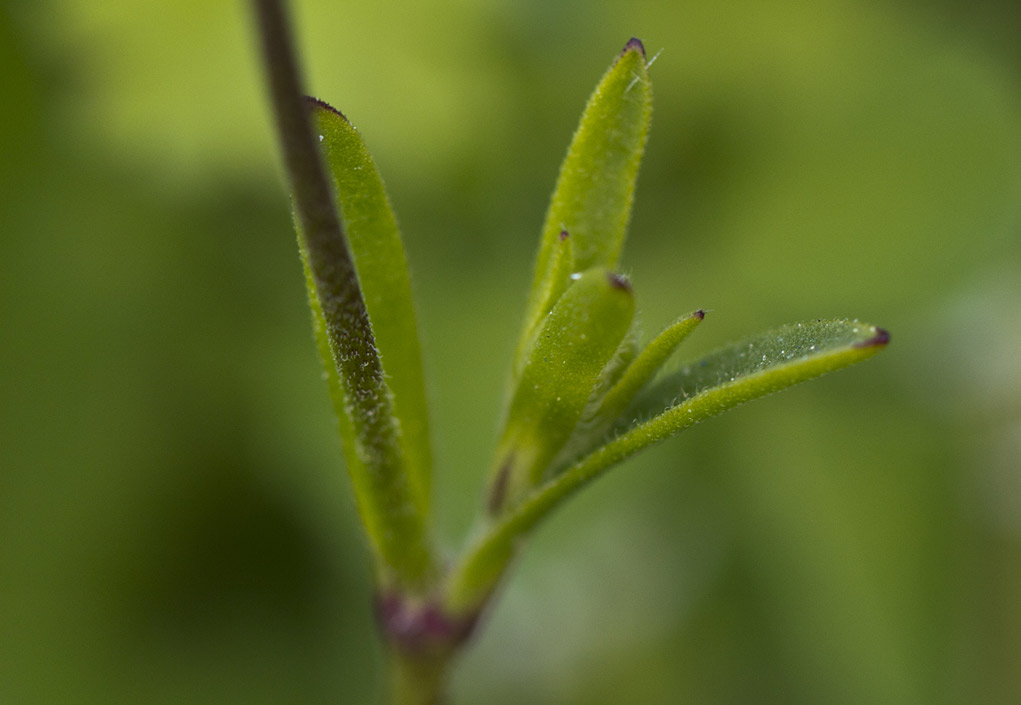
252 0 436 588
375 591 478 705
252 0 380 399
253 5 453 701
252 0 344 270
388 650 452 705
251 0 386 472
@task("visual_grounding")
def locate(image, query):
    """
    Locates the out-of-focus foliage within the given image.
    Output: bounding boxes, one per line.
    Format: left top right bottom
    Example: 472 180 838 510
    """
1 1 1019 704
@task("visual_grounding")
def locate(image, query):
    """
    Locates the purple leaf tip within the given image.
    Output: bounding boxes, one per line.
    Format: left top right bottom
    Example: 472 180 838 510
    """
623 37 646 57
559 229 570 241
694 309 706 320
853 328 891 349
305 96 349 122
607 272 632 292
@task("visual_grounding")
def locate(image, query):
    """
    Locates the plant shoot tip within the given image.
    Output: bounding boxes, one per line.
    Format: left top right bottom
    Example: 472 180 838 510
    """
854 327 891 348
623 37 646 57
305 95 348 121
607 272 632 292
694 309 706 320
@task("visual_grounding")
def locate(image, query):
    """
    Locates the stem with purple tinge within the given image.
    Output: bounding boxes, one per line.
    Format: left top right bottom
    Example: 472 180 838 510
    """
252 2 466 702
377 592 480 705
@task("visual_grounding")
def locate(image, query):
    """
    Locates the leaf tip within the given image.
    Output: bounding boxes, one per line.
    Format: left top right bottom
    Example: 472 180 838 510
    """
854 327 891 349
559 229 570 241
304 95 349 122
694 309 706 321
622 37 646 58
607 271 632 292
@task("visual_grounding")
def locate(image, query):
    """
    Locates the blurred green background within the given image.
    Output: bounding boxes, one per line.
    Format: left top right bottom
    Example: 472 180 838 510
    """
2 0 1020 703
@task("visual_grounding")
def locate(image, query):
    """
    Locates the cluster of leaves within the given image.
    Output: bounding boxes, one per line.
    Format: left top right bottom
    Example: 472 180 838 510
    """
277 28 887 690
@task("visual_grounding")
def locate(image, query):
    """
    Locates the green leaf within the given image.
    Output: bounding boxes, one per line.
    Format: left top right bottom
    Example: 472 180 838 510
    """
309 98 433 520
287 99 437 592
446 319 888 614
599 319 642 392
624 319 889 426
513 38 652 376
552 309 705 468
488 268 635 514
258 0 434 593
296 234 434 592
600 310 705 425
512 229 574 380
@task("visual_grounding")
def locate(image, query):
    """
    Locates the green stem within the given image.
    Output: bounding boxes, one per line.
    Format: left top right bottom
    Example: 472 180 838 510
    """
374 590 481 704
388 650 452 705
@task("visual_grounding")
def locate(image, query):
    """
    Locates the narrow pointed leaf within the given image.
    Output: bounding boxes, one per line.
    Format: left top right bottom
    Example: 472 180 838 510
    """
488 268 635 514
446 319 888 613
552 309 705 468
257 0 434 592
515 38 652 379
596 309 705 428
538 37 652 275
513 230 574 378
296 233 434 591
596 319 642 393
309 98 433 519
625 319 889 425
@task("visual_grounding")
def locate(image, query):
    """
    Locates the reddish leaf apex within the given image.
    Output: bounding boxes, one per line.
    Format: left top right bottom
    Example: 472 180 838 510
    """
694 309 706 321
853 328 891 349
622 37 646 58
607 272 632 292
304 95 349 122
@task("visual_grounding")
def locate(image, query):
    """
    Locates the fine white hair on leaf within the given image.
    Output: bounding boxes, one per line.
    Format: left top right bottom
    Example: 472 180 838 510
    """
625 73 645 94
